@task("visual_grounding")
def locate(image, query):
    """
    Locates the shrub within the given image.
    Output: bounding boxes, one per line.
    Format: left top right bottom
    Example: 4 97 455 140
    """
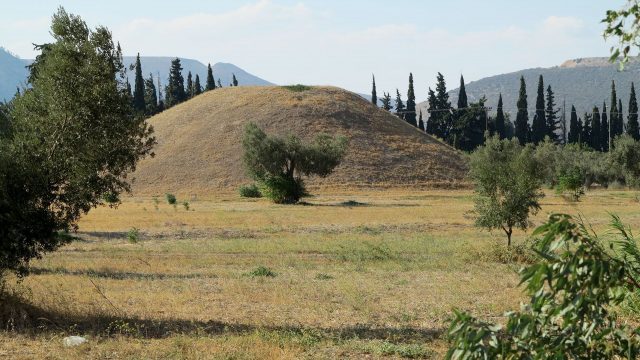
446 214 640 359
282 84 311 92
556 167 585 201
239 184 262 198
246 266 277 278
242 122 347 204
182 201 190 211
165 193 177 205
103 192 119 204
127 227 140 243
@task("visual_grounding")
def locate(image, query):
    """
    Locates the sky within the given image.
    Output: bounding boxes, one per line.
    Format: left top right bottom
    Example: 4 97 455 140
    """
0 0 620 99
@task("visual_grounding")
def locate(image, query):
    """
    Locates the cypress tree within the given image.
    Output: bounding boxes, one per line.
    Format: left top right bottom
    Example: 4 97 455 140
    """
394 89 405 119
618 99 624 137
186 71 194 99
132 53 146 113
157 74 165 112
545 85 559 142
371 74 377 105
217 79 222 88
582 112 592 147
206 63 216 91
434 73 452 141
591 106 602 151
601 102 609 151
514 76 529 145
628 82 639 140
610 80 622 139
568 105 579 143
426 88 437 135
495 93 506 139
165 58 185 108
532 75 546 144
143 73 158 116
418 110 425 131
125 78 133 105
457 75 468 109
405 73 417 126
194 74 202 96
232 74 238 86
381 92 392 111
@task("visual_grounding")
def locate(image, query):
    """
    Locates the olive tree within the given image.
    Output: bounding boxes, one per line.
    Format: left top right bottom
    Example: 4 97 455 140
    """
0 8 155 276
610 134 640 187
470 136 544 246
242 122 347 204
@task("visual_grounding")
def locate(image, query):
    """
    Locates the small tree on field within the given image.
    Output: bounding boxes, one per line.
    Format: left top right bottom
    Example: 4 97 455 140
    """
556 167 585 201
470 136 544 246
242 123 347 204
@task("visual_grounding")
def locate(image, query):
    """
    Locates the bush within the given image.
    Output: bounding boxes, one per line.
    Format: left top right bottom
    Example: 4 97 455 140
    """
239 184 262 198
182 201 190 211
127 227 139 243
556 167 585 201
246 266 277 278
103 192 119 204
282 84 311 92
242 122 347 204
165 193 177 205
446 214 640 359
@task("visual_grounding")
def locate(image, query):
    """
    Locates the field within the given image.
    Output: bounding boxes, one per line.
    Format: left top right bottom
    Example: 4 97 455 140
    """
2 188 640 359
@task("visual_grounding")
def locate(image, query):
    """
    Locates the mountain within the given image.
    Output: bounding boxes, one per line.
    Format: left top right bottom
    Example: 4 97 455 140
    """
131 86 467 195
122 56 273 89
418 57 640 121
0 48 29 101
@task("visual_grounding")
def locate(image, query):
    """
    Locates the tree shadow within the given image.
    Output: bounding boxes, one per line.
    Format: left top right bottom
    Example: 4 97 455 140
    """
1 293 444 343
28 267 216 281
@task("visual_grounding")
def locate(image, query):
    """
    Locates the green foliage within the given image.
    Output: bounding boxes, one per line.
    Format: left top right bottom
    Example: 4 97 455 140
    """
165 193 177 205
610 134 640 187
514 76 529 145
242 122 347 204
282 84 311 92
425 73 452 140
556 167 585 201
239 184 262 198
603 1 640 67
182 201 190 211
165 58 185 107
629 83 639 140
0 8 154 276
143 73 158 116
205 63 216 91
132 53 145 113
371 74 377 105
246 266 276 278
127 227 140 243
450 97 487 151
405 73 416 126
380 92 392 111
394 89 405 119
103 192 120 204
470 136 544 245
446 213 640 359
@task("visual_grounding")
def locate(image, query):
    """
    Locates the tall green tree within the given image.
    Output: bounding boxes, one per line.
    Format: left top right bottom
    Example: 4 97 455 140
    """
545 85 559 142
582 112 593 147
232 74 238 86
426 88 437 135
568 105 580 144
371 74 377 105
495 93 506 139
592 106 602 151
611 80 623 139
194 74 202 96
3 8 155 276
426 73 453 141
165 58 186 108
186 71 194 99
532 75 546 144
132 53 145 113
451 97 487 151
629 82 639 140
394 89 405 120
381 92 392 111
619 99 624 140
457 75 468 109
206 63 216 91
143 73 158 116
601 103 609 152
405 73 417 126
515 76 529 145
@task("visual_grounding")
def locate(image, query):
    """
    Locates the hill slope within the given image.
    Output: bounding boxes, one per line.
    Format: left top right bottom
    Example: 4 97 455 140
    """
131 86 467 194
418 57 640 120
0 48 29 101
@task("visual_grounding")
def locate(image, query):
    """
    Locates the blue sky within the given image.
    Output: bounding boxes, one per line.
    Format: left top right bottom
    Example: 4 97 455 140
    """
0 0 618 99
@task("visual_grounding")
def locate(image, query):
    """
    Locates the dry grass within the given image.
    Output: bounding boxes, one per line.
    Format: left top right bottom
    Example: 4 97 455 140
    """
131 86 468 196
2 189 640 358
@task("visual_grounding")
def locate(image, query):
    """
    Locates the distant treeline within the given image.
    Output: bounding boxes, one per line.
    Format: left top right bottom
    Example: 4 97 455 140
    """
373 73 639 152
128 55 239 117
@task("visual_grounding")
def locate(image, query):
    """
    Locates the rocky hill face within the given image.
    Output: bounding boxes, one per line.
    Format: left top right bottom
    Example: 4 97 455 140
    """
131 86 467 195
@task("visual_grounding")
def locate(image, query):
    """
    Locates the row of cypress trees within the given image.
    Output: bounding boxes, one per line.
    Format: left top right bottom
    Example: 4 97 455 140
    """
372 72 640 152
127 54 239 117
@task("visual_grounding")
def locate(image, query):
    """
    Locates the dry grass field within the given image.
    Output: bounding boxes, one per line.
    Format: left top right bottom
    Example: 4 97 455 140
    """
2 188 640 359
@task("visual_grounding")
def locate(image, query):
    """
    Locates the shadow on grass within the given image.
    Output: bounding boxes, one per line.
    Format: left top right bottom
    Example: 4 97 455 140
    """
29 267 216 281
1 293 444 343
297 201 419 208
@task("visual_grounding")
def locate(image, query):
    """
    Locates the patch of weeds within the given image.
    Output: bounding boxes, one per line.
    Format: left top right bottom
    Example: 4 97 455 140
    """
245 266 277 278
358 340 431 359
282 84 311 92
336 242 399 262
474 239 538 265
239 184 262 198
165 193 177 205
256 328 323 348
127 227 140 243
182 201 190 211
315 273 333 280
105 320 141 337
